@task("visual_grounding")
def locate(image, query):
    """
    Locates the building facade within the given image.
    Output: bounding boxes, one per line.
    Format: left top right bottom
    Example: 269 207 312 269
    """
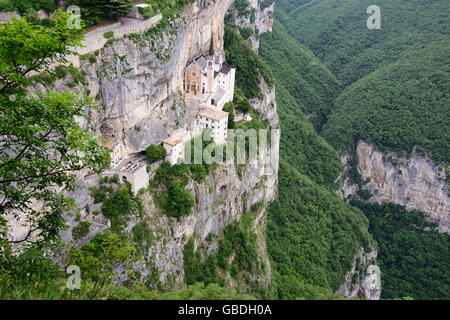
163 130 186 166
197 108 229 145
102 140 122 168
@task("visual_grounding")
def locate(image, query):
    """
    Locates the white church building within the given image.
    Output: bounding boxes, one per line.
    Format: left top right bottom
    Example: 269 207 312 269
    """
184 36 236 111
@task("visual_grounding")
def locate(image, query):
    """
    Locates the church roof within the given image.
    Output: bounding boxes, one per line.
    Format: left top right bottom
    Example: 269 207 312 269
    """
219 65 232 75
195 55 208 70
222 62 235 69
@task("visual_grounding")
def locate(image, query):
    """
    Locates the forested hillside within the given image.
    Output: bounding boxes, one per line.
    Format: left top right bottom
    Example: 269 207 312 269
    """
259 24 375 299
275 0 450 162
352 202 450 300
260 0 449 300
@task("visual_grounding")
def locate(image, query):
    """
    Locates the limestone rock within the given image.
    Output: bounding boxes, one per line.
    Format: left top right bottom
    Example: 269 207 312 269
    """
339 247 381 300
340 141 450 233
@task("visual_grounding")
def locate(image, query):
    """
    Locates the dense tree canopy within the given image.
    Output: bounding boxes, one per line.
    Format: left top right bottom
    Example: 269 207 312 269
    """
275 0 450 163
251 22 374 299
352 202 450 300
260 0 449 300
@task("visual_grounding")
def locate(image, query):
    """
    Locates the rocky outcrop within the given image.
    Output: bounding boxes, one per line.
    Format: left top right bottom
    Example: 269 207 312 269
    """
136 149 278 293
226 0 275 51
341 141 450 233
339 247 381 300
0 11 20 23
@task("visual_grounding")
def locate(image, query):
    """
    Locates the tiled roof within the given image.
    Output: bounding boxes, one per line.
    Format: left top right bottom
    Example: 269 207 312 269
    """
222 62 235 69
163 135 183 146
219 65 232 75
198 107 228 121
195 56 208 70
102 140 118 150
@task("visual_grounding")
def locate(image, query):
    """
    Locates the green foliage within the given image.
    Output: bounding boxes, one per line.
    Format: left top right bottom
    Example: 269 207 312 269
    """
65 0 133 27
239 26 253 40
276 0 450 163
233 92 252 114
234 0 250 17
101 183 142 231
132 220 153 252
222 102 235 129
259 0 275 10
98 282 255 300
0 13 110 246
183 238 223 287
266 0 450 300
352 202 450 300
259 21 374 299
103 30 114 39
224 25 274 99
152 162 195 219
156 282 255 300
217 214 261 275
0 0 57 14
66 231 139 299
0 243 61 299
31 64 87 88
183 212 265 297
260 33 342 188
267 160 373 299
0 0 58 25
1 232 138 300
145 144 166 163
164 179 195 218
0 231 249 300
322 39 450 163
138 4 154 19
259 21 340 130
276 0 448 84
72 221 92 240
80 53 97 64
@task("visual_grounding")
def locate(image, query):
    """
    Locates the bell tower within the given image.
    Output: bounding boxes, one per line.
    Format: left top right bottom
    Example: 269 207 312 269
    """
206 34 215 93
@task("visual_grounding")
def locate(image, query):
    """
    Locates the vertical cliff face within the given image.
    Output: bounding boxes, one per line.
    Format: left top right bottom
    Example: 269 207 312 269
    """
34 0 281 297
340 142 450 234
225 0 275 52
78 0 235 157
